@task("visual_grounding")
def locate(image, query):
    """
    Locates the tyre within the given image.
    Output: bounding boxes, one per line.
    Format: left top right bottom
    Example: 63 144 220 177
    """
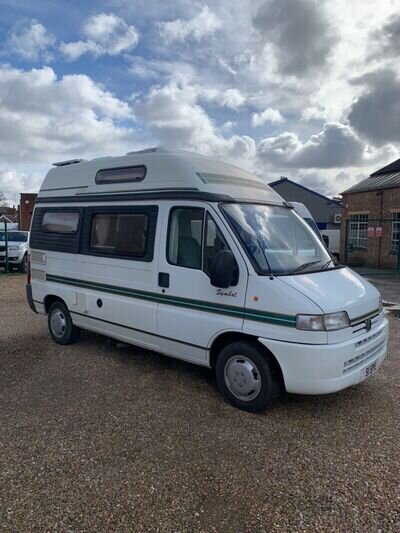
215 341 281 412
18 253 28 273
48 301 81 345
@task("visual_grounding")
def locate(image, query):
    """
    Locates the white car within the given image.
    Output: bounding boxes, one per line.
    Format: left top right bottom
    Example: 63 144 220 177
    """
0 230 29 272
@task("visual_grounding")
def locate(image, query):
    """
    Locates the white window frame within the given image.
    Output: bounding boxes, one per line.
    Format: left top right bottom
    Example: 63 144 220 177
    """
391 212 400 254
349 214 368 249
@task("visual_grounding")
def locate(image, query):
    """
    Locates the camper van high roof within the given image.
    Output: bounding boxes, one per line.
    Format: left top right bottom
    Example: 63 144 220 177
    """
39 147 284 205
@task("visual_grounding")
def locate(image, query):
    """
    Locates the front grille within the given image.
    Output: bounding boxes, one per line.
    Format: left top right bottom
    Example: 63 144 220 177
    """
352 312 382 334
351 309 379 329
0 246 5 252
343 340 386 373
355 330 381 348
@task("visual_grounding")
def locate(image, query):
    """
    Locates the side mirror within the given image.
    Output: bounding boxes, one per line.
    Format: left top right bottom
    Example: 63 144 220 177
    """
322 234 329 248
210 250 238 288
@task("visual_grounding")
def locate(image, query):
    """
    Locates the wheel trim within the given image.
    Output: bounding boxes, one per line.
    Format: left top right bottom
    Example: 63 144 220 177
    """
50 309 67 338
224 355 262 401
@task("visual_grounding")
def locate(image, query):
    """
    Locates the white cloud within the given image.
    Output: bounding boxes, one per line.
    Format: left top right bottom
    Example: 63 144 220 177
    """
219 88 246 109
7 19 55 61
196 86 246 110
257 122 398 169
221 121 236 132
158 6 222 43
134 80 254 161
0 169 43 197
59 41 102 62
252 108 284 126
60 13 139 60
0 65 138 166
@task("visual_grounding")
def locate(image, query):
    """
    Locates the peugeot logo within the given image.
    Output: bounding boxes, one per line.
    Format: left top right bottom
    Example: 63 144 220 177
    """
365 318 372 332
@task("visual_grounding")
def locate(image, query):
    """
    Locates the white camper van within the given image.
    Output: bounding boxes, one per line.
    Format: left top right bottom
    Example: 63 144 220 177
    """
26 148 389 412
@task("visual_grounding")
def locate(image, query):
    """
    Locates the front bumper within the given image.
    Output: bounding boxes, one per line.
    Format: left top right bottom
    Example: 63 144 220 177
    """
0 251 25 266
259 317 389 395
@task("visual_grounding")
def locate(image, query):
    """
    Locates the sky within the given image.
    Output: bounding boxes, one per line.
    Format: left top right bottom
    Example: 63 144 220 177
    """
0 0 399 205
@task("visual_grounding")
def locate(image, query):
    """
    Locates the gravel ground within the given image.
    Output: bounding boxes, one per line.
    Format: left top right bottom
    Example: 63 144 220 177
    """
0 274 399 532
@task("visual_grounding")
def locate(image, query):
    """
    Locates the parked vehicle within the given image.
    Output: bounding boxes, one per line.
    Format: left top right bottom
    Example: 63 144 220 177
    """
320 229 341 261
290 202 340 260
290 202 321 237
26 148 388 412
0 230 29 272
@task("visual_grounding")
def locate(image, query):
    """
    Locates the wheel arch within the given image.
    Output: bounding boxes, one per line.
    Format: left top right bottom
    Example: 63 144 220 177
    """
209 331 285 389
44 294 66 314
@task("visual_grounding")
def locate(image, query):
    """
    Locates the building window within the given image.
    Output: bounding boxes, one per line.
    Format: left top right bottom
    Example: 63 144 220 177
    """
90 213 148 256
391 212 400 253
349 214 368 249
42 211 80 233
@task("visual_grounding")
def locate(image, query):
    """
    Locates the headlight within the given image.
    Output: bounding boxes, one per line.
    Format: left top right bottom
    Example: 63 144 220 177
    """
8 245 20 251
296 311 350 331
296 314 325 331
324 312 350 330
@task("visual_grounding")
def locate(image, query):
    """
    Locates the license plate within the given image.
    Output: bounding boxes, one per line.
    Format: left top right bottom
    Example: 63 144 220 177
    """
362 361 377 381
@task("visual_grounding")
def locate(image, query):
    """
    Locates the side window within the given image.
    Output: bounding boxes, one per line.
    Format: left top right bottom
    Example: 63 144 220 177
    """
90 213 148 256
42 211 80 233
168 208 204 269
204 213 231 274
95 165 146 184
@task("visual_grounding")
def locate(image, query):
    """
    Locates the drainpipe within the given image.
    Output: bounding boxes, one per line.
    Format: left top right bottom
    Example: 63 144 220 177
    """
376 190 384 268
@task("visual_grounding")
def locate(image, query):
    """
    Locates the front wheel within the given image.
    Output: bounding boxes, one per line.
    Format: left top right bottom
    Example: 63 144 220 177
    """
48 301 81 345
216 341 281 412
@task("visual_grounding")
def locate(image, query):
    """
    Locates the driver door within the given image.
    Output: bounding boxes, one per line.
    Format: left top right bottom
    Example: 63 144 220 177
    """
156 202 247 364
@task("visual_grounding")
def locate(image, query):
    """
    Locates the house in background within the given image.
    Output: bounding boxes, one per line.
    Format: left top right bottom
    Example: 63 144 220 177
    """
269 177 342 230
19 193 37 231
0 205 18 224
340 158 400 269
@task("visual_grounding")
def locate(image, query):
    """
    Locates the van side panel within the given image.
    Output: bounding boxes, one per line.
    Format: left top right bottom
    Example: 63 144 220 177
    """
155 201 248 361
30 201 211 363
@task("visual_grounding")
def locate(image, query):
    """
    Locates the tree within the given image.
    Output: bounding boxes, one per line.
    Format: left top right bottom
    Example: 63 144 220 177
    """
0 191 9 207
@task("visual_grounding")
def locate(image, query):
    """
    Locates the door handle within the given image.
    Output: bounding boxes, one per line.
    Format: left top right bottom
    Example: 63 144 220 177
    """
158 272 170 288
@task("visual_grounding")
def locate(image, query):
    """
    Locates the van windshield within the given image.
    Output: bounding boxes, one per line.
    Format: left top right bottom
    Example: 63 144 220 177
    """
303 217 322 239
0 231 28 242
221 203 334 275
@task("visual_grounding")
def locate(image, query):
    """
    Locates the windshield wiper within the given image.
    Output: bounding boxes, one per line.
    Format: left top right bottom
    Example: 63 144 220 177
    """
319 258 337 270
291 260 322 274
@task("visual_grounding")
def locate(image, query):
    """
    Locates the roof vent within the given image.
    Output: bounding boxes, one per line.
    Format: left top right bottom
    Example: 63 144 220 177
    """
52 158 86 167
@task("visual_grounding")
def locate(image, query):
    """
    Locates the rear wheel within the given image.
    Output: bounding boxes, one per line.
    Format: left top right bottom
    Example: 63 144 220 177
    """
216 341 281 412
48 301 80 345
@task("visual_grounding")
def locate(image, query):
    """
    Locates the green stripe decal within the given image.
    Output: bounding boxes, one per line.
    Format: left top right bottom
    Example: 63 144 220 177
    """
46 274 296 327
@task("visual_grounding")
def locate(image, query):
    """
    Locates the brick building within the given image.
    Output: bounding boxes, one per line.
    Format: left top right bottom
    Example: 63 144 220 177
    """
340 159 400 269
19 193 37 231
